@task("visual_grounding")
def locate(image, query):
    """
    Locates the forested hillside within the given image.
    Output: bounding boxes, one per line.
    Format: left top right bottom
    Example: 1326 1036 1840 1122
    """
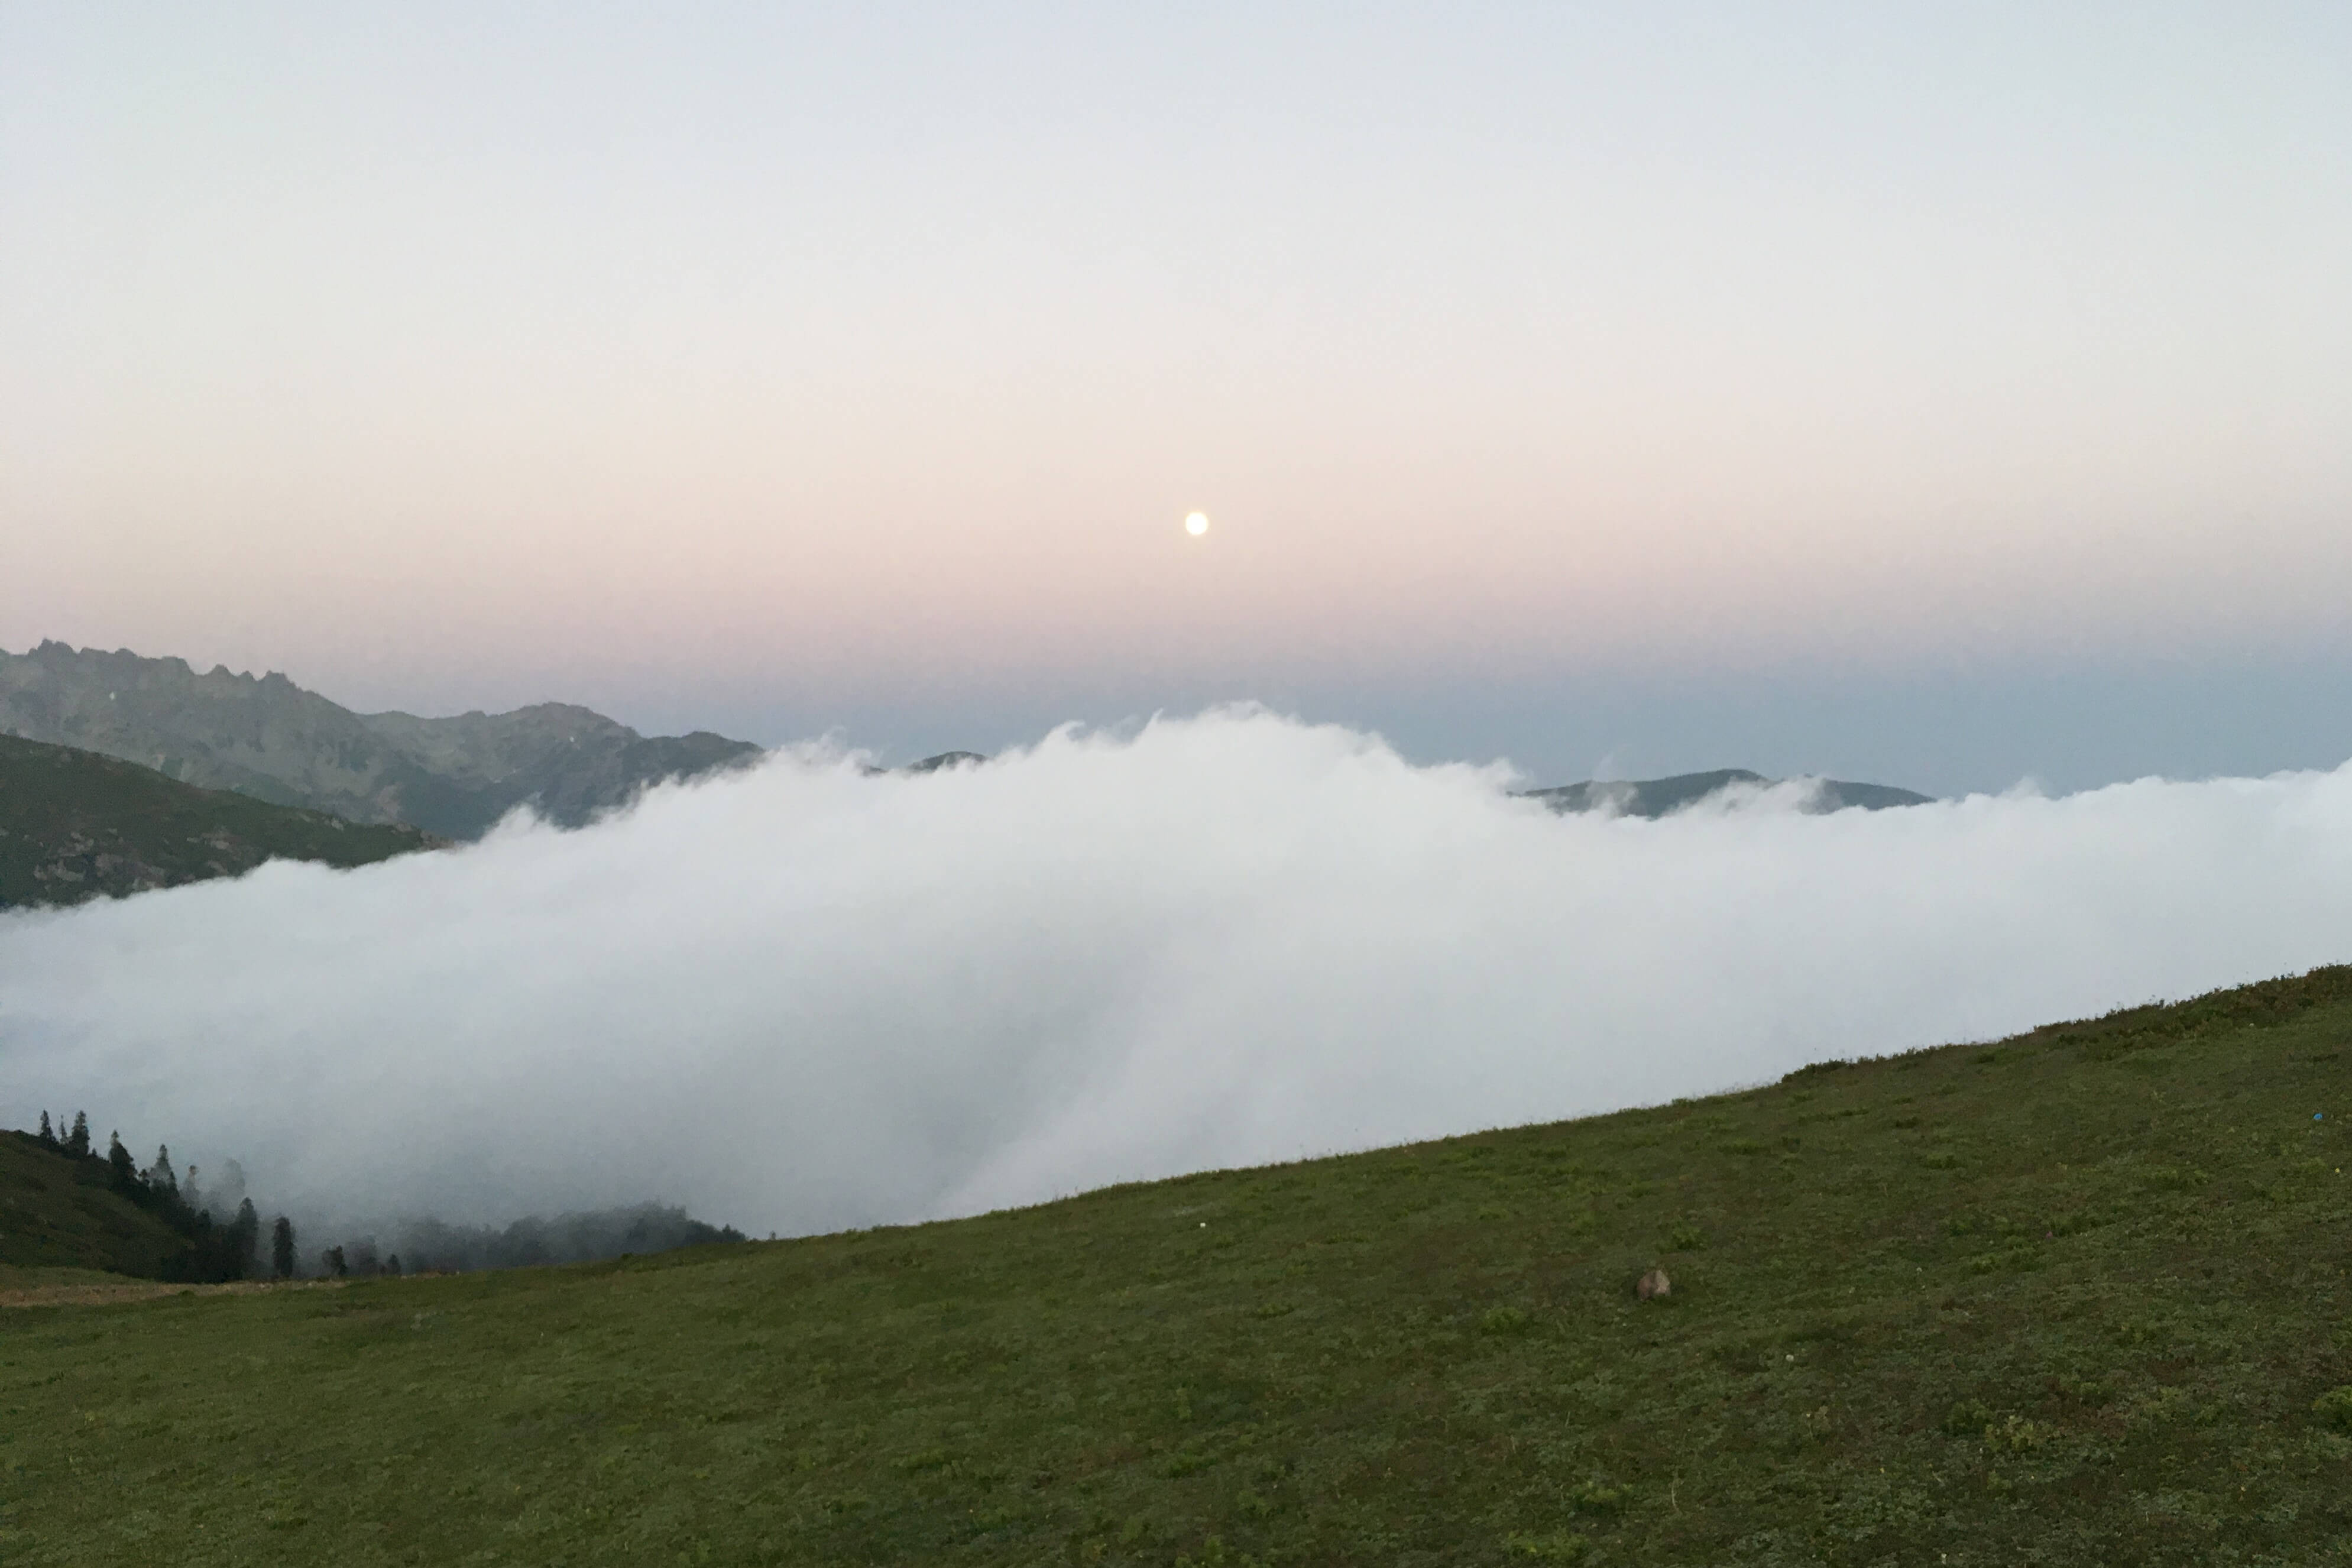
0 1124 265 1281
0 733 433 908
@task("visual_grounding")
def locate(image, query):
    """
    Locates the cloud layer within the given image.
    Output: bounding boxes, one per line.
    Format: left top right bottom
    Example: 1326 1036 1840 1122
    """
6 709 2351 1237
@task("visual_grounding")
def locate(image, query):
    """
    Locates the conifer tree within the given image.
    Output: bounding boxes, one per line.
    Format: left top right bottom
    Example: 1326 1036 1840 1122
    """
322 1245 347 1279
229 1199 260 1278
36 1111 54 1146
107 1131 135 1190
270 1216 295 1279
145 1145 178 1196
66 1111 90 1158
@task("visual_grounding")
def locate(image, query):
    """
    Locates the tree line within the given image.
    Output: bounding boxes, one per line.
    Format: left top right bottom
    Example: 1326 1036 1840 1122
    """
27 1112 746 1281
33 1110 297 1283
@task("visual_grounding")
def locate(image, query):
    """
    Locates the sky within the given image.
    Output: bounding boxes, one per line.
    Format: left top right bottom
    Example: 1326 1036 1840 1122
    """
5 4 2350 794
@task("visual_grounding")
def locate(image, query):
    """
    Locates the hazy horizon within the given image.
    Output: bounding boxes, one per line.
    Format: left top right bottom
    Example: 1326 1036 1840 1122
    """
11 632 2352 802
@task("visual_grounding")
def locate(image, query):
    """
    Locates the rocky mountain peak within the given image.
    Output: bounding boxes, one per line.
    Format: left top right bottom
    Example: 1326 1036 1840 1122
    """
0 642 762 840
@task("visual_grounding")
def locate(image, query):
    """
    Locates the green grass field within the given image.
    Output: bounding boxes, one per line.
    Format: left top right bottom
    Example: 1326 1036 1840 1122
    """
4 971 2348 1565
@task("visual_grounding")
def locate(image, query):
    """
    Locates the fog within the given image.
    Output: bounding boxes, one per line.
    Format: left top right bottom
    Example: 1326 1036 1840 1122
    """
6 708 2351 1239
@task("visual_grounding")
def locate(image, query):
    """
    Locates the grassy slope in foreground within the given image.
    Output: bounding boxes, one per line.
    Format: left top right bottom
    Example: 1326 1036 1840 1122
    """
3 976 2350 1566
0 733 435 908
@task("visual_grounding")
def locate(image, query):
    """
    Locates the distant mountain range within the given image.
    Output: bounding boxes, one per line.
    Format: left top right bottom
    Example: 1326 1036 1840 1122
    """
846 750 1936 815
866 751 1933 815
1522 767 1933 818
0 733 435 909
0 642 762 840
1 640 1935 873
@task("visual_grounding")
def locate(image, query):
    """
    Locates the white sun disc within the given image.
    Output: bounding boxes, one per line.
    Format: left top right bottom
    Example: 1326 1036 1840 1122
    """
1185 512 1209 536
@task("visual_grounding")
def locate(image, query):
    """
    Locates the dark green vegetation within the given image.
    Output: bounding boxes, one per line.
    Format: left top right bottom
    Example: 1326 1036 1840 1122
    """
4 973 2350 1565
4 1114 738 1284
1525 769 1934 818
0 1127 260 1281
0 733 434 908
0 640 759 838
378 1209 747 1276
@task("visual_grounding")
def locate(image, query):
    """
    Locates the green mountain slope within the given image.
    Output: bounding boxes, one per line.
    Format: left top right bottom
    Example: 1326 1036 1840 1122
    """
3 972 2348 1564
0 733 435 909
0 1132 210 1278
0 640 761 838
1525 767 1936 818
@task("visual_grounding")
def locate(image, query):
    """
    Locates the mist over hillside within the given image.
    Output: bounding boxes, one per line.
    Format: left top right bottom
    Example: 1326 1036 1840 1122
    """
0 640 760 839
5 709 2351 1243
1522 767 1933 818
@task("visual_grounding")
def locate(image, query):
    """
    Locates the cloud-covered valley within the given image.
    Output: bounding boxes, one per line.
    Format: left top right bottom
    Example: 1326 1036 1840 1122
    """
6 709 2351 1239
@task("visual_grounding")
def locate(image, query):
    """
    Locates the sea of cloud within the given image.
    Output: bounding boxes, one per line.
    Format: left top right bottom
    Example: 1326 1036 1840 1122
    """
5 707 2352 1239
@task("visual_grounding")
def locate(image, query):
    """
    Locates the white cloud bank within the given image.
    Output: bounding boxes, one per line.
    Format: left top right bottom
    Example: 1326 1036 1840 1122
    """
6 708 2352 1237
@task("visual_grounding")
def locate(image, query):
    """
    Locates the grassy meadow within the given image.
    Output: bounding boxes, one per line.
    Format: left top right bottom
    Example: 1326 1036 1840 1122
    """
3 972 2349 1565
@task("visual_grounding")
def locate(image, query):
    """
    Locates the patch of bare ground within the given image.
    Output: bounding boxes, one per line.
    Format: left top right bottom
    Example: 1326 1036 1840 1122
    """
0 1276 345 1309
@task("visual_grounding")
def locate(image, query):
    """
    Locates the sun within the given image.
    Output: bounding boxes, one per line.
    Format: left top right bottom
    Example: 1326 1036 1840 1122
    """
1184 511 1209 537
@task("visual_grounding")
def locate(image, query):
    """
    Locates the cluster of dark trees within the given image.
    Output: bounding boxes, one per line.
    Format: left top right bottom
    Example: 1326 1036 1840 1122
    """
388 1206 746 1273
310 1209 743 1277
33 1110 297 1284
317 1241 407 1279
30 1112 747 1282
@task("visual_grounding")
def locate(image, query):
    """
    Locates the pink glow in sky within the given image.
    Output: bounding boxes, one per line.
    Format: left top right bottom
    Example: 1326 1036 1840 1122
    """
5 5 2352 753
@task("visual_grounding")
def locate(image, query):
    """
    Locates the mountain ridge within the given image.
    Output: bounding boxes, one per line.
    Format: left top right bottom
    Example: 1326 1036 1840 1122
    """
0 641 762 840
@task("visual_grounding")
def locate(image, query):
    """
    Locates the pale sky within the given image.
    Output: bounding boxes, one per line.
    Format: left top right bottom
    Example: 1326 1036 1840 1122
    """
5 4 2350 793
